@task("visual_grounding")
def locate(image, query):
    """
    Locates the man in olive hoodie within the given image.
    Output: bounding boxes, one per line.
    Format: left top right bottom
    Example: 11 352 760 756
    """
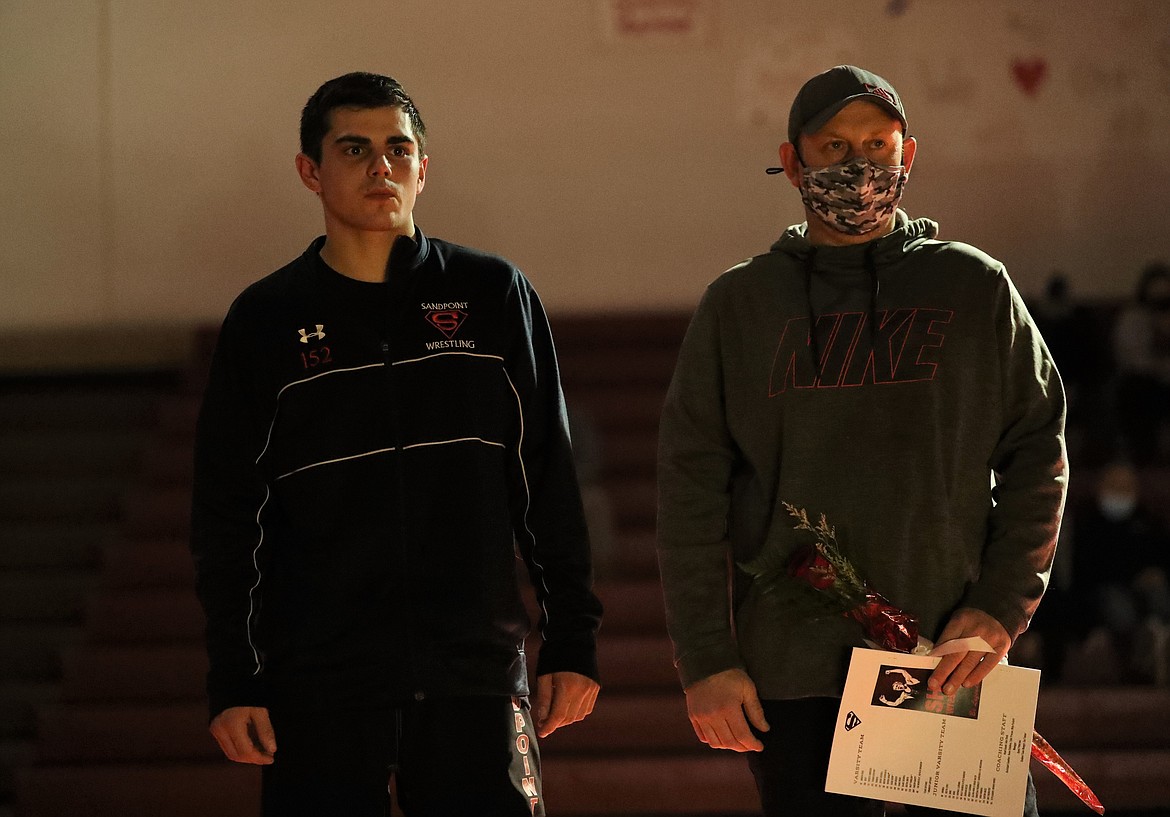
656 66 1065 816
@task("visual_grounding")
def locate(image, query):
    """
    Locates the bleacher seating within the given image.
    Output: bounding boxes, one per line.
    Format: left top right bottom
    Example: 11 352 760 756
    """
6 313 1170 816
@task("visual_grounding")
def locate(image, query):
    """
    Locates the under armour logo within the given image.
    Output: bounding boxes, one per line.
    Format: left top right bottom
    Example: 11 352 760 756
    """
863 84 896 107
298 325 325 343
844 711 862 731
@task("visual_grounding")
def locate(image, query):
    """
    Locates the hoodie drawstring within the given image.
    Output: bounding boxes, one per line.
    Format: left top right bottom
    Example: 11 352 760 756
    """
865 240 880 349
803 248 822 381
804 242 882 384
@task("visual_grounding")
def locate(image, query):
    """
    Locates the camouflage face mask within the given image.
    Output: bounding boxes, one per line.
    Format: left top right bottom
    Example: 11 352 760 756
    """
799 156 907 236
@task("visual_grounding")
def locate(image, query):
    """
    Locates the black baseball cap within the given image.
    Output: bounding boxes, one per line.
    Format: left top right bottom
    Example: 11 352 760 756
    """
787 65 907 146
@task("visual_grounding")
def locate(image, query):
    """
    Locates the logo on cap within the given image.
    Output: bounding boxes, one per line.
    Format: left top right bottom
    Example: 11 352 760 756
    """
863 83 896 106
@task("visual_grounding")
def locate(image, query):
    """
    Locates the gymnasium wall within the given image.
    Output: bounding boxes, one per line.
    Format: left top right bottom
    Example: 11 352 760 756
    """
3 0 1167 333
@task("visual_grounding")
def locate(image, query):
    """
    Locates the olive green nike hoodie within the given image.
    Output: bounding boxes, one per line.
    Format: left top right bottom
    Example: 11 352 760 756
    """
657 210 1067 698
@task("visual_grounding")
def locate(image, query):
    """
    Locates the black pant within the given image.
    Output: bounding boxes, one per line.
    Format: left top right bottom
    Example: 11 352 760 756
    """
261 696 543 817
747 698 1038 817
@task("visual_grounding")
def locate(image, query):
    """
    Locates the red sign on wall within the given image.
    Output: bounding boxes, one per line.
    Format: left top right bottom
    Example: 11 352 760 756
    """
600 0 715 44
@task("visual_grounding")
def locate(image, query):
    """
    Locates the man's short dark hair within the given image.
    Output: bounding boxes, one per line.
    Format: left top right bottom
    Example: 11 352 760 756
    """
299 72 427 164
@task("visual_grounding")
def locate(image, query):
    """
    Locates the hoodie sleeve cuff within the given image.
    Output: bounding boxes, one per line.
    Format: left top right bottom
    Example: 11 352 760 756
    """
677 643 746 689
207 671 268 722
535 636 600 684
957 591 1028 643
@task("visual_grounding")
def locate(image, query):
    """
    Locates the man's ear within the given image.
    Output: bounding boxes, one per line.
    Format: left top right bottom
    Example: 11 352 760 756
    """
295 153 322 194
901 136 917 174
416 155 428 194
778 142 802 189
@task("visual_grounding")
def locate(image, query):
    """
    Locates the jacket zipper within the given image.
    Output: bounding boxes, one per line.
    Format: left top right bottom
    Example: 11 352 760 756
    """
384 329 424 701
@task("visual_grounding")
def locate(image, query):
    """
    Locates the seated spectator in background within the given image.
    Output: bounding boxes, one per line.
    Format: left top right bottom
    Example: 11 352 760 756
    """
1031 272 1092 401
1067 461 1170 683
1030 272 1104 461
1113 262 1170 465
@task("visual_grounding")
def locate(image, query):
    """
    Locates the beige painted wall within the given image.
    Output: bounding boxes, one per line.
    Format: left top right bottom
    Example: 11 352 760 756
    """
3 0 1168 333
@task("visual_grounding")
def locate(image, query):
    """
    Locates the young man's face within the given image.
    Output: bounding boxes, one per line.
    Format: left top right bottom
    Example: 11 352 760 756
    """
296 105 427 240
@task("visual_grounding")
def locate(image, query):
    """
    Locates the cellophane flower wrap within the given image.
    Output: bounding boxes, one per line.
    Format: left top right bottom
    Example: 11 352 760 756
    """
740 502 925 653
739 503 1104 815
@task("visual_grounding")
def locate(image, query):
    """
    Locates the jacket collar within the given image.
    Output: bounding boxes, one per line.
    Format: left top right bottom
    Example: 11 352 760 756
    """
305 226 432 282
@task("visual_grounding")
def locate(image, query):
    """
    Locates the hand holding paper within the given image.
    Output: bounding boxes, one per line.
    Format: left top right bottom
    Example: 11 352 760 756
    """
740 503 1105 815
828 647 1040 817
928 608 1012 695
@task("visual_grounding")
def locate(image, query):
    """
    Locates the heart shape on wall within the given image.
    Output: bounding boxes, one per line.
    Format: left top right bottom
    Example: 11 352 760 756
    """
1012 57 1048 97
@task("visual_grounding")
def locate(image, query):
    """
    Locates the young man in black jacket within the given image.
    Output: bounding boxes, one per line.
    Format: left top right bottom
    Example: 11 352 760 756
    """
191 72 602 817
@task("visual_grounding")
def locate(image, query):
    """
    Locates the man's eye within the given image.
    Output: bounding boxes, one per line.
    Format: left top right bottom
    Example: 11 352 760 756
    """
392 147 408 157
345 146 364 156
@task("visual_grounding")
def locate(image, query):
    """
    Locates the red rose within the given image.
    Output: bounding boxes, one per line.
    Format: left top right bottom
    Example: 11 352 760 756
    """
787 544 837 590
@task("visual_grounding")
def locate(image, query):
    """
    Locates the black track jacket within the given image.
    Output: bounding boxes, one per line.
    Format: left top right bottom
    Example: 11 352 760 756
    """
191 230 602 718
